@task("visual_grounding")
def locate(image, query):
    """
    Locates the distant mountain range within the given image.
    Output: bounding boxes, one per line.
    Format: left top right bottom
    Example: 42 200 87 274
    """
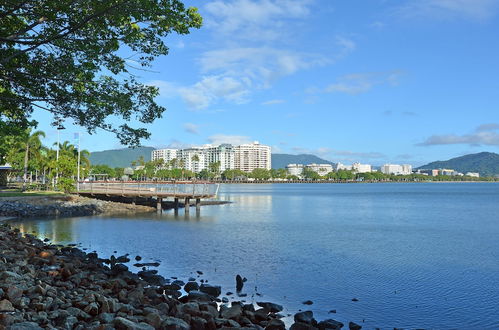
89 146 154 168
89 148 333 169
417 152 499 177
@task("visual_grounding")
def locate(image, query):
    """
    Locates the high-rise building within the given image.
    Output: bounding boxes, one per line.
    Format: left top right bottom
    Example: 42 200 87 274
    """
151 149 178 165
234 141 271 172
151 142 270 173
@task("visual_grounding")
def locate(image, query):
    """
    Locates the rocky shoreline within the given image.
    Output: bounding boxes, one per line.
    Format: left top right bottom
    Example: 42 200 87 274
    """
0 224 362 330
0 195 155 219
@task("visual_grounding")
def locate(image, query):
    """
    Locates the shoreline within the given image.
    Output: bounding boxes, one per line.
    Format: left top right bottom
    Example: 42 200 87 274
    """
0 224 356 329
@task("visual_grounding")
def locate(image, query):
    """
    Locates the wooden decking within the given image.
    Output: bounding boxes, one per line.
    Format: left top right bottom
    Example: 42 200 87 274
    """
77 181 220 213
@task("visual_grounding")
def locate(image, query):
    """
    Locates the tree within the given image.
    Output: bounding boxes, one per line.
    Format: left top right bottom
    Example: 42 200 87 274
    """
250 168 271 180
0 1 202 145
209 161 221 179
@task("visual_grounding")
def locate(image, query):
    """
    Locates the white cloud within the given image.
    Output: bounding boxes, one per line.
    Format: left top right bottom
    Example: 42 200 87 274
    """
207 134 253 146
183 123 200 135
418 124 499 146
396 0 499 21
324 71 402 95
203 0 313 41
262 99 286 105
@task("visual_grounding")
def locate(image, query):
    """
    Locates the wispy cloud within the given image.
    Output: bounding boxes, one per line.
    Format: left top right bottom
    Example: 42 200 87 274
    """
203 0 313 42
207 134 253 146
262 99 286 105
417 124 499 146
183 123 200 135
395 0 499 22
322 71 403 95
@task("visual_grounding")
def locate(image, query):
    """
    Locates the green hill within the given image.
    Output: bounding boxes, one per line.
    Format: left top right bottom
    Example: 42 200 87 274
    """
272 154 334 169
89 146 154 168
417 152 499 177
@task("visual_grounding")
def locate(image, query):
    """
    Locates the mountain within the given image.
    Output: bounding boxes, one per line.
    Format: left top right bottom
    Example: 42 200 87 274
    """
89 146 154 168
272 154 334 169
417 152 499 177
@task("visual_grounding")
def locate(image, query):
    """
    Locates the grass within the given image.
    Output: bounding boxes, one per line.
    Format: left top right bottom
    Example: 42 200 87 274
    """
0 190 65 197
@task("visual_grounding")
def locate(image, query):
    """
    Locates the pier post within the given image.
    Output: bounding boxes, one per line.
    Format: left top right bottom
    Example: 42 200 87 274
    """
156 198 162 213
196 198 201 212
184 197 190 214
174 198 179 210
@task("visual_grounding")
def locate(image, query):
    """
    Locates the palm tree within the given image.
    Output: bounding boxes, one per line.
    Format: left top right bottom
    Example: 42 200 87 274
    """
21 129 45 190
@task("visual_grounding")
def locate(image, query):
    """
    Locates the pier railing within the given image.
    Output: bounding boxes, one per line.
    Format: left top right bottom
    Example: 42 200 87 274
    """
78 181 219 198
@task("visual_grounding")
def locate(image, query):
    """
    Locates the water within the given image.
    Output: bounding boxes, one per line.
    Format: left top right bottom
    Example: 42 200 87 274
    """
7 183 499 329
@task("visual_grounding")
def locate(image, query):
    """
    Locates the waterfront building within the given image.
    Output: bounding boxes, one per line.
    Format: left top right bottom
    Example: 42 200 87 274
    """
151 149 178 164
286 164 304 177
439 168 457 176
466 172 480 178
352 162 372 173
418 169 440 176
306 163 333 176
152 142 270 173
234 141 271 172
335 162 352 171
380 164 413 175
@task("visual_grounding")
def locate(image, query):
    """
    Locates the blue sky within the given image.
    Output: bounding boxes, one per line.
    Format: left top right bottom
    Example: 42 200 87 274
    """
34 0 499 166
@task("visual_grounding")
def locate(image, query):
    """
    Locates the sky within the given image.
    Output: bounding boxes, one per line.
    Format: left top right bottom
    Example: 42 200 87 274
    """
33 0 499 166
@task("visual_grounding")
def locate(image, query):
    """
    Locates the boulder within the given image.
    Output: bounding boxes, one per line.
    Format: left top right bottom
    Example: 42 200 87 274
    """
199 284 222 297
0 299 15 312
318 319 344 330
266 318 286 330
161 316 190 330
114 317 154 330
9 322 44 330
256 302 283 313
348 322 362 330
294 311 315 324
184 281 200 293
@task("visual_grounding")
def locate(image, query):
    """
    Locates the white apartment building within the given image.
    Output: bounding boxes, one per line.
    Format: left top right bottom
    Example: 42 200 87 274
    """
335 162 353 171
151 149 178 164
234 141 271 172
152 142 270 173
352 162 372 173
306 163 333 176
286 164 304 176
380 164 413 175
466 172 480 177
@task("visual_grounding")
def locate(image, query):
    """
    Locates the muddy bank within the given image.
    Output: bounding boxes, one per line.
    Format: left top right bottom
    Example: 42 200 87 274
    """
0 195 155 218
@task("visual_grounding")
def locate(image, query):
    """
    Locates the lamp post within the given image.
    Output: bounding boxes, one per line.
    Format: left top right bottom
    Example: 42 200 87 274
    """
76 132 81 191
55 126 65 187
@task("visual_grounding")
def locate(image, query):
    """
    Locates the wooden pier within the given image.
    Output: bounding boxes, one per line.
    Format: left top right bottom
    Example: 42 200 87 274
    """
77 181 219 213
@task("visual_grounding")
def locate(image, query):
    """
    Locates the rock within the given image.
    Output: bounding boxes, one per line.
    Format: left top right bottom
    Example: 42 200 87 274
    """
145 312 162 328
161 316 190 330
7 286 23 302
328 310 337 314
191 316 208 330
196 270 203 275
99 313 115 324
290 322 318 330
9 322 44 330
172 280 185 287
114 317 154 330
163 283 182 291
351 298 358 302
266 318 286 330
294 311 314 324
236 274 244 292
184 281 199 293
135 255 142 261
256 302 283 313
199 284 222 297
221 305 242 319
222 297 229 303
112 263 129 274
0 299 15 312
348 322 362 330
187 291 213 302
318 319 344 330
302 300 313 305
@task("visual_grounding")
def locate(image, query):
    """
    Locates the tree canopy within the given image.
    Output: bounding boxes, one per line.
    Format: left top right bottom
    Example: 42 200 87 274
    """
0 0 202 146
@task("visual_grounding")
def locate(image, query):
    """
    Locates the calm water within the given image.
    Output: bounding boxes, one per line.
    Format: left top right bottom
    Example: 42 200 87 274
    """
8 183 499 329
